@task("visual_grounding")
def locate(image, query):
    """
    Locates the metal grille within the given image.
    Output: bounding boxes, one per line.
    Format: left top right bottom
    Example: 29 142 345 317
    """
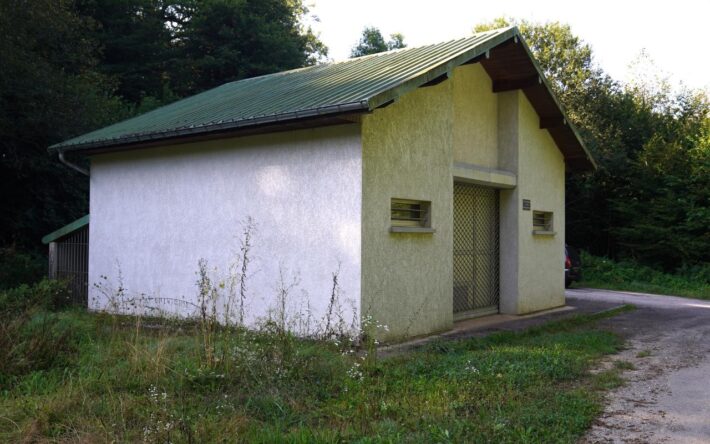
49 226 89 305
391 199 431 227
453 183 500 316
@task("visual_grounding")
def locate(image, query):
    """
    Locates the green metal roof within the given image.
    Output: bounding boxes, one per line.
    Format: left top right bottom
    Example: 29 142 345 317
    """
49 26 594 171
42 214 89 244
51 27 519 152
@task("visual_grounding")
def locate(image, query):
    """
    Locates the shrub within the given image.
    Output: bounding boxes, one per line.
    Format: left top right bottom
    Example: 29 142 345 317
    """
579 251 710 299
0 279 72 313
0 247 45 290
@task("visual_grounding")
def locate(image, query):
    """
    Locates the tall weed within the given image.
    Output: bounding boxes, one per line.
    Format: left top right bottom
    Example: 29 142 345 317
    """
0 310 76 387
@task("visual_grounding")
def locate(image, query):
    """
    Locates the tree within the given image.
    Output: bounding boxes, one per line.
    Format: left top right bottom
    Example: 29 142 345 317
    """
75 0 327 103
75 0 180 106
610 88 709 268
176 0 327 95
350 26 406 58
0 0 127 257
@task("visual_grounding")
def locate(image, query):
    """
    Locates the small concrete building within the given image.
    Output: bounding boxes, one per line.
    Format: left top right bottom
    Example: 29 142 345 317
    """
50 27 594 340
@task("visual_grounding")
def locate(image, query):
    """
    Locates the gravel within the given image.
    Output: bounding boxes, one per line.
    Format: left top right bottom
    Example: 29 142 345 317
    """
569 288 710 444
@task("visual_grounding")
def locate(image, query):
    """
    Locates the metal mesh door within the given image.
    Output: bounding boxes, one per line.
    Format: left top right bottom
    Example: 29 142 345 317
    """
50 226 89 305
453 183 500 316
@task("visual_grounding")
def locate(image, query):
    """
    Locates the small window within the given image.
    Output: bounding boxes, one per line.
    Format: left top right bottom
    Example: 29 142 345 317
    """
532 210 554 234
391 198 434 233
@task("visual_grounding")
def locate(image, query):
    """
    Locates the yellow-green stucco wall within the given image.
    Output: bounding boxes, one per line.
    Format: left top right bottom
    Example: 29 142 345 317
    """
497 91 566 315
452 64 498 168
360 63 566 340
360 79 454 340
515 93 566 312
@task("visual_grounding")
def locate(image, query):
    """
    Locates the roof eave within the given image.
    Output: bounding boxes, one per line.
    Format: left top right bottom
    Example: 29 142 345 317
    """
42 214 90 244
50 100 370 154
513 33 597 172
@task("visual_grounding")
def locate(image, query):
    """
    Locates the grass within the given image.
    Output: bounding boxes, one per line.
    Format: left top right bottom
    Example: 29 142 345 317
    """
575 251 710 300
0 305 632 443
613 360 635 371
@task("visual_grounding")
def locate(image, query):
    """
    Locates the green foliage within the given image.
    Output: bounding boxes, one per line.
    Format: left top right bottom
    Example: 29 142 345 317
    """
0 311 78 389
0 280 77 388
0 0 129 256
388 32 407 51
351 26 407 58
0 279 72 313
174 0 327 96
78 0 328 102
0 307 624 442
0 248 45 290
75 0 180 105
610 91 709 268
577 251 710 299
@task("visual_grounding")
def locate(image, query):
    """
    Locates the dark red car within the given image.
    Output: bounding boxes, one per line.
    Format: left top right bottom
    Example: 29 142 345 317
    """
565 244 582 288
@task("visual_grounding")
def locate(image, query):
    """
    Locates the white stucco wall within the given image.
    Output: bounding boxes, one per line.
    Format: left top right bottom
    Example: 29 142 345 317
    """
88 125 362 333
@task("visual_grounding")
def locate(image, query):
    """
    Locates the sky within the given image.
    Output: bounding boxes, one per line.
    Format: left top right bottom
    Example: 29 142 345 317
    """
306 0 709 91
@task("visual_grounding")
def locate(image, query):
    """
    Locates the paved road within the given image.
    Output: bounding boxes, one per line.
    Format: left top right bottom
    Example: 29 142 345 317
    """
568 288 710 444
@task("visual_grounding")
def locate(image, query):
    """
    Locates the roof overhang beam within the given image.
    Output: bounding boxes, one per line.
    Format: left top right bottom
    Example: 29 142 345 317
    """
479 35 596 172
492 75 541 92
539 116 567 129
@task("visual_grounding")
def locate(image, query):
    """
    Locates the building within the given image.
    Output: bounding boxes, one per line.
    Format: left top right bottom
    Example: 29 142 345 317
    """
48 27 594 340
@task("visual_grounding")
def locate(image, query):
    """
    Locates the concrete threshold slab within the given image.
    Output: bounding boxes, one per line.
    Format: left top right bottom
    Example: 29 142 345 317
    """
378 297 622 358
448 305 573 335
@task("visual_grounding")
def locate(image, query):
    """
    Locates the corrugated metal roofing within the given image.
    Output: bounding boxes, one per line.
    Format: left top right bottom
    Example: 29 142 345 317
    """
41 214 89 244
51 27 518 151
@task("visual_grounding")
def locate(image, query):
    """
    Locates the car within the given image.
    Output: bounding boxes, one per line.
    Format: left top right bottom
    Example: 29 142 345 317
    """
565 244 582 288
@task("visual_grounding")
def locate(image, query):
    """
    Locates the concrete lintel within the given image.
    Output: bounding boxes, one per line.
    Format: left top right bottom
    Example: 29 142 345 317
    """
390 226 436 234
453 162 517 189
